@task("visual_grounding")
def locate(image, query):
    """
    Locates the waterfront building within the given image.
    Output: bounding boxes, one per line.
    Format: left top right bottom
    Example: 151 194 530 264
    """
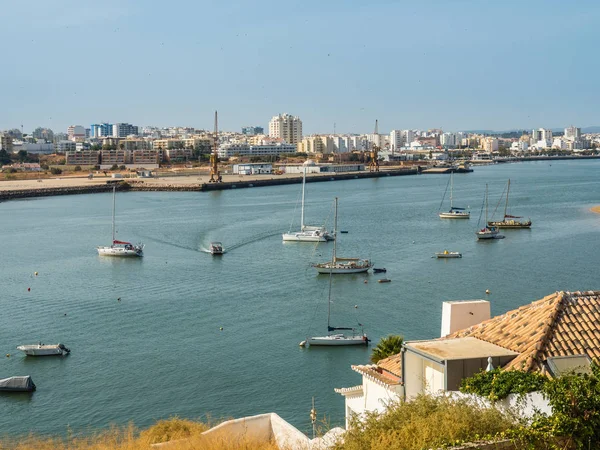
336 290 598 428
330 136 349 153
402 130 415 148
76 142 91 151
164 148 193 162
153 139 183 150
232 163 272 175
100 149 129 167
481 137 499 152
297 135 334 154
268 113 302 144
112 123 139 138
121 139 151 151
389 130 403 152
241 126 264 136
67 125 86 141
12 142 55 154
132 149 161 165
440 132 457 148
510 141 529 152
281 162 365 174
65 150 100 166
217 142 296 159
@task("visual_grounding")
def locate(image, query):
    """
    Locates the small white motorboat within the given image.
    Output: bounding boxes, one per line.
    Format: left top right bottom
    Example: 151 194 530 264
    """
209 242 224 255
435 250 462 258
16 343 70 356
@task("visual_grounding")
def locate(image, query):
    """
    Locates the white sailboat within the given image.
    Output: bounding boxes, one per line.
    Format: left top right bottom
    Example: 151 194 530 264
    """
282 169 331 242
438 171 470 219
300 245 369 347
97 186 144 257
312 197 372 274
476 184 500 240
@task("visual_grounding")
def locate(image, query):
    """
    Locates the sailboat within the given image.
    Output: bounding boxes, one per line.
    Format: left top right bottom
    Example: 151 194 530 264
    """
97 186 144 257
282 168 331 242
476 184 500 240
487 179 532 229
438 171 470 219
300 241 370 347
312 197 372 274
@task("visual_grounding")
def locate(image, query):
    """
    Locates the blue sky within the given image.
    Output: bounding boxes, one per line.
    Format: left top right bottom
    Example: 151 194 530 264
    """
1 0 599 134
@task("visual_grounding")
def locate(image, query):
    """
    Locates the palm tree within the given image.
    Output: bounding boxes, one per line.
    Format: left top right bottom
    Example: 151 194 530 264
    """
370 334 404 364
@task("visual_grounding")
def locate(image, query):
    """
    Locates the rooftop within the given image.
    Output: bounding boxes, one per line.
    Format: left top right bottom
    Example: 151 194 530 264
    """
445 290 600 372
406 337 518 362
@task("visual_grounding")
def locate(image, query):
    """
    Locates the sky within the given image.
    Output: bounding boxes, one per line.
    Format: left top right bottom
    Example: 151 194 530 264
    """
1 0 599 135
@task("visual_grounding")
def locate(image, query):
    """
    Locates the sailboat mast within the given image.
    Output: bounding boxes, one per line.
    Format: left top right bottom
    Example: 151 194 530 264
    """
300 168 306 230
111 185 116 242
327 260 333 330
504 179 511 219
484 183 489 224
449 171 454 209
333 197 338 264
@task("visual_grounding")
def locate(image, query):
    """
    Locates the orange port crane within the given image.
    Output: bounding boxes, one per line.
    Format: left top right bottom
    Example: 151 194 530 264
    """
209 111 222 183
368 119 380 172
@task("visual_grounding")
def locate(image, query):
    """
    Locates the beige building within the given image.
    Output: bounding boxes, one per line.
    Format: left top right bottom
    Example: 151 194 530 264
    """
481 137 499 152
121 139 151 151
153 139 183 150
297 135 334 154
132 150 161 165
164 148 193 162
0 133 14 152
100 150 129 166
65 151 100 166
269 113 302 144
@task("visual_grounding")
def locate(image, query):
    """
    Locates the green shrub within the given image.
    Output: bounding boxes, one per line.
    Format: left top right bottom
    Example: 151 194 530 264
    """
460 368 547 401
50 167 62 175
74 165 82 171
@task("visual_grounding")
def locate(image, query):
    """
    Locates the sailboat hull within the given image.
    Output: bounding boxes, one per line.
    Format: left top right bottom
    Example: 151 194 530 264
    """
313 261 372 274
439 211 470 219
303 334 369 346
97 246 143 257
282 232 327 242
487 220 531 229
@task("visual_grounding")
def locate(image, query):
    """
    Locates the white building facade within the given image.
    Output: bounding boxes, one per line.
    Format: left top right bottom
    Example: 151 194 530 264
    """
268 113 302 144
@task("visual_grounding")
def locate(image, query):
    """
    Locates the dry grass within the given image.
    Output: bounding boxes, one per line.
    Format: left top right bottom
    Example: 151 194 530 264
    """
0 418 280 450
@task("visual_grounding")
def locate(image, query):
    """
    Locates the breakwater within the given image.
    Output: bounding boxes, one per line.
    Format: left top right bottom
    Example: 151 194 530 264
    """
0 168 419 201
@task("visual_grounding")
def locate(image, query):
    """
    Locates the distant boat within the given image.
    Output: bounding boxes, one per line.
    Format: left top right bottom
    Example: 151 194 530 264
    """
312 198 372 274
377 278 391 283
373 268 387 273
209 242 224 255
97 186 144 257
16 343 70 356
487 179 532 229
300 237 369 347
283 168 331 242
435 250 462 258
439 171 470 219
0 376 36 392
476 184 501 240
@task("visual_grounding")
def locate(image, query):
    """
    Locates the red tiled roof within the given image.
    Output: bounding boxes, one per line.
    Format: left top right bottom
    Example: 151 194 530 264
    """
446 291 600 372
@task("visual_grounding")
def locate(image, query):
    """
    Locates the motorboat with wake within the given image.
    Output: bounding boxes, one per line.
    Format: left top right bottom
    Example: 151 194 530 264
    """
209 242 224 255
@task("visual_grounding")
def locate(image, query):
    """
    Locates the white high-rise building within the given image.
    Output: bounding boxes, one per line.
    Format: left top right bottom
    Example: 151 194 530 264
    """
564 126 581 141
440 133 457 148
268 113 302 144
389 130 403 151
402 130 415 148
540 128 553 142
113 123 139 138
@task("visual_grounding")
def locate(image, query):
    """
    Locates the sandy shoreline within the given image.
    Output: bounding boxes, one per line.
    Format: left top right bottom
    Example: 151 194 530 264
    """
591 206 600 214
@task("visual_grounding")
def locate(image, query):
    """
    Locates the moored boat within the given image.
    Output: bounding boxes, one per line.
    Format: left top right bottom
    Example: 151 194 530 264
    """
435 250 462 258
16 343 70 356
0 376 36 392
487 179 532 229
438 171 470 219
476 184 502 240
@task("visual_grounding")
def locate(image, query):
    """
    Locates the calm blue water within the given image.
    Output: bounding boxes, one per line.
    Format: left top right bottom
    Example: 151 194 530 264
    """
0 160 599 437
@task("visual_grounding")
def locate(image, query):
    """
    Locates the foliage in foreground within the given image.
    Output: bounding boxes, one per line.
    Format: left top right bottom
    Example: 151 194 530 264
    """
334 394 517 450
460 368 548 401
370 334 403 364
0 418 280 450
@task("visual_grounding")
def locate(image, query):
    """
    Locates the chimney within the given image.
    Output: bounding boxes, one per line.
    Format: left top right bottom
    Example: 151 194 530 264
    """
441 300 490 338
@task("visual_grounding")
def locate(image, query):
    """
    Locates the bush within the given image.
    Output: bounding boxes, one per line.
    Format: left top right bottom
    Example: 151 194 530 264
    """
41 164 49 170
460 368 547 401
119 165 126 170
93 165 100 170
74 165 82 171
335 395 517 450
50 167 62 175
111 164 119 170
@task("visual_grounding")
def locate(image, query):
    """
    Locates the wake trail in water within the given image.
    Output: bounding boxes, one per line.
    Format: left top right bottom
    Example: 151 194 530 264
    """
136 234 200 253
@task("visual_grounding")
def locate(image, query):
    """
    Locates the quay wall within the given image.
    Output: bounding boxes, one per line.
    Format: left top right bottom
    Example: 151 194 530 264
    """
0 168 419 201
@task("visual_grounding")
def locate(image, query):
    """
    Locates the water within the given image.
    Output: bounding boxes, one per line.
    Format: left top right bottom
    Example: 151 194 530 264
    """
0 160 599 437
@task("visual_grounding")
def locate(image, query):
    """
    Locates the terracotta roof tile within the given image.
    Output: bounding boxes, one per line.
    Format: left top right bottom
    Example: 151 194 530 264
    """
376 353 402 378
445 291 600 372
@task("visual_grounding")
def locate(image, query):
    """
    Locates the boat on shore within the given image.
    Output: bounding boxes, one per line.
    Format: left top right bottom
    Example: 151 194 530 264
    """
312 198 372 274
283 168 331 242
209 242 224 255
487 179 532 229
97 186 144 257
435 250 462 258
0 376 36 392
438 171 470 219
16 343 70 356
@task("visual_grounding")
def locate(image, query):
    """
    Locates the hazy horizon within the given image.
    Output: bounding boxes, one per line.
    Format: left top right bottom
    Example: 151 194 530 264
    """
1 0 599 134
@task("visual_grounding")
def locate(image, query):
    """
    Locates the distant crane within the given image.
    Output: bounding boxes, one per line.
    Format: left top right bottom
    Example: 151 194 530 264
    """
209 111 222 183
368 119 380 172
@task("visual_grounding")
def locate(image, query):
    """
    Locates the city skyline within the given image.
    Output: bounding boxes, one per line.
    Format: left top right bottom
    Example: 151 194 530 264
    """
1 0 599 133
